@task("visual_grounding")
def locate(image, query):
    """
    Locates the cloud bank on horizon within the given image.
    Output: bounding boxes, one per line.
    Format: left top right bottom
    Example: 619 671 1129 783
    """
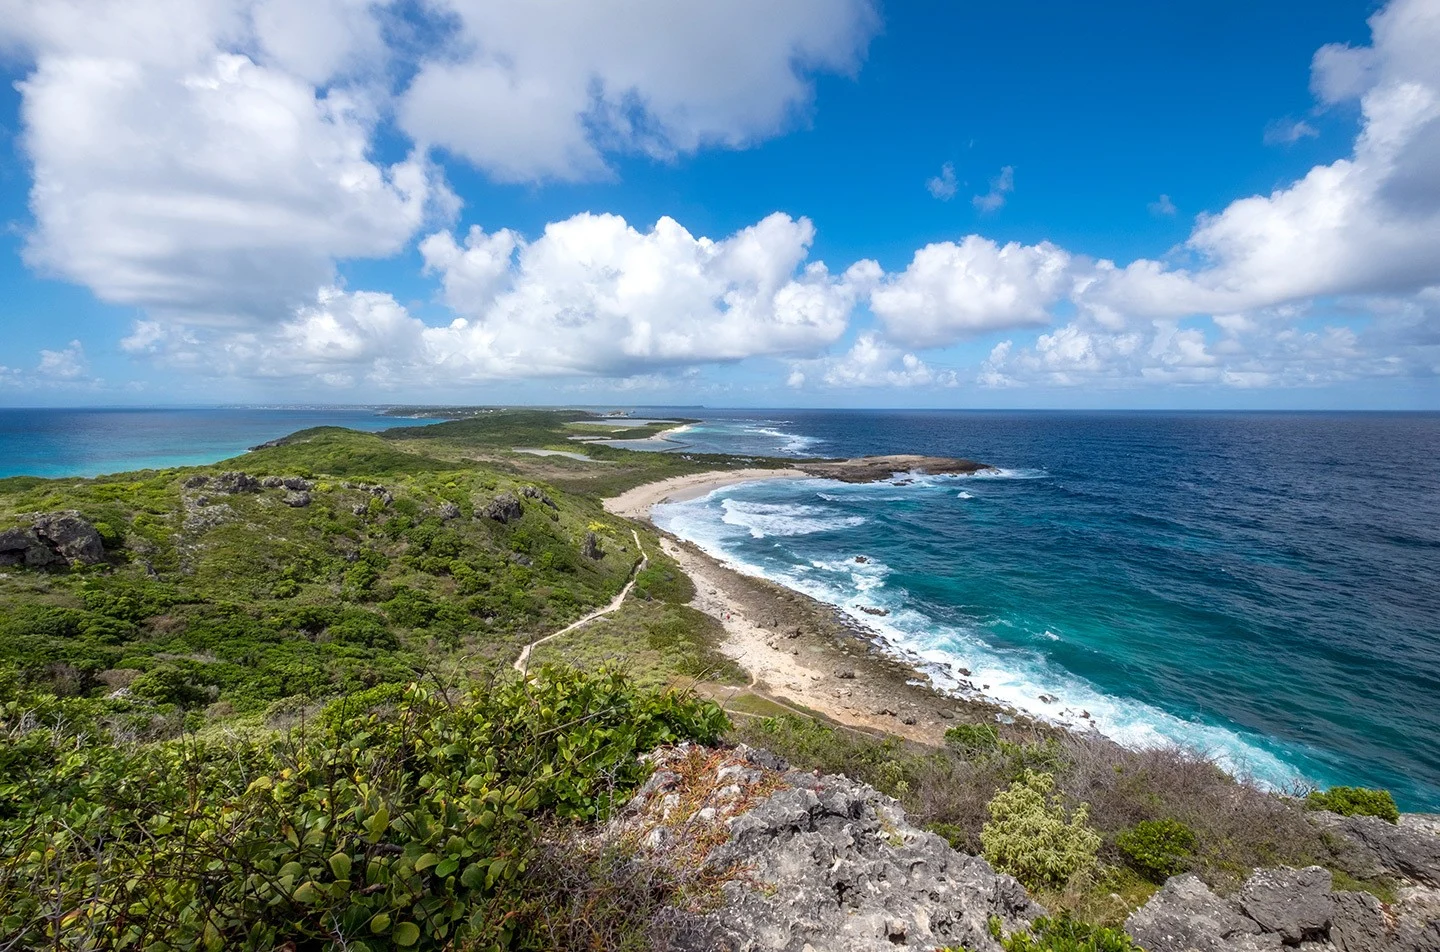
0 0 1437 404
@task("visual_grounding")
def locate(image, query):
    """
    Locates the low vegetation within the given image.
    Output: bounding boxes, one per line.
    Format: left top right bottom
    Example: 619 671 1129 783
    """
982 770 1102 890
1 666 726 949
1306 785 1400 823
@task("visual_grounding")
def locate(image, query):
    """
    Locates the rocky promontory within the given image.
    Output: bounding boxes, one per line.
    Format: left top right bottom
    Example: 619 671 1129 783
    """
795 455 996 483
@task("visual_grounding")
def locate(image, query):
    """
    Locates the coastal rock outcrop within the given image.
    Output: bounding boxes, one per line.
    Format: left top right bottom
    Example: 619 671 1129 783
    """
610 744 1043 951
1126 866 1440 952
1313 812 1440 887
212 471 261 494
796 455 996 483
0 512 105 567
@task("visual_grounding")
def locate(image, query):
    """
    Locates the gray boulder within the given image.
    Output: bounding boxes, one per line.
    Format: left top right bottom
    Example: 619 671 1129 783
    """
1240 867 1335 943
482 492 524 524
1330 891 1390 952
33 512 105 564
1 513 105 567
282 491 311 508
438 501 461 521
1126 875 1278 952
1314 813 1440 887
659 751 1043 951
212 471 260 494
581 530 603 560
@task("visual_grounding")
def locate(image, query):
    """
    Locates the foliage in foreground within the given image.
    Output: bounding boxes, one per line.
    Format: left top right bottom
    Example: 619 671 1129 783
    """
982 770 1102 890
1306 786 1400 823
988 914 1143 952
0 666 727 950
1115 818 1199 882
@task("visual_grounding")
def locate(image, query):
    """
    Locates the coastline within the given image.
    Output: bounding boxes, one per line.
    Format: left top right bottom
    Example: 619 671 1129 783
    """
606 470 1052 745
604 467 809 518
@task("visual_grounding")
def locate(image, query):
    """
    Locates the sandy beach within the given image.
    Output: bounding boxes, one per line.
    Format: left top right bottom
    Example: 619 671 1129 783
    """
606 470 1046 745
604 467 808 520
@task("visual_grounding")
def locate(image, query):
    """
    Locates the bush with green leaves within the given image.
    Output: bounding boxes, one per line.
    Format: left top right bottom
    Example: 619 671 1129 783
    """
981 770 1101 890
0 666 727 950
1115 818 1198 882
945 722 1000 755
1306 786 1399 823
997 914 1143 952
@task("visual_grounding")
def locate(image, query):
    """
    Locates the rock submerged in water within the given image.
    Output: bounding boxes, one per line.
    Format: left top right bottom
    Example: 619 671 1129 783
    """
0 511 105 567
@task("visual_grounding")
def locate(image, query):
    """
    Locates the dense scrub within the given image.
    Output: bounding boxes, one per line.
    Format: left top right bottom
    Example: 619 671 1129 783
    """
0 666 727 949
0 427 647 721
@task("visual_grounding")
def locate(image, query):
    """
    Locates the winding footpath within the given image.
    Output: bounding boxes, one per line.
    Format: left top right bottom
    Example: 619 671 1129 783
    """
512 529 647 675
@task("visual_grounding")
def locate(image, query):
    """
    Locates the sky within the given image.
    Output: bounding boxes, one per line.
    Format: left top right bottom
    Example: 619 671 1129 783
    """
0 0 1438 409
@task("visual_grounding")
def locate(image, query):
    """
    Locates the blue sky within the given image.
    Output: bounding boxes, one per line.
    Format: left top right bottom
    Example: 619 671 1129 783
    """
1 0 1437 408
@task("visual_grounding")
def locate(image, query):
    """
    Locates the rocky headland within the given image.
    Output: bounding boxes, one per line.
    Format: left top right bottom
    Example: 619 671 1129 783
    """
794 454 997 483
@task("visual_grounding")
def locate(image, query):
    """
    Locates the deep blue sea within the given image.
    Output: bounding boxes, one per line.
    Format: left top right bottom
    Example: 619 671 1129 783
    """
0 407 440 479
646 410 1440 811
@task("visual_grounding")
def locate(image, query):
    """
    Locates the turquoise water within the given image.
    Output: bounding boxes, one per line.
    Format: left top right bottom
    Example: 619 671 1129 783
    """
0 407 440 479
650 410 1440 810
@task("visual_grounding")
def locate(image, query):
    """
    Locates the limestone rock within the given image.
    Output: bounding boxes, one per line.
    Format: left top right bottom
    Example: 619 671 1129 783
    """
1125 875 1276 952
1239 867 1334 943
33 512 105 564
648 748 1043 951
482 492 524 524
1313 813 1440 887
1330 891 1389 952
520 485 559 509
438 501 461 521
1 512 105 567
581 531 604 560
212 471 260 494
282 491 311 508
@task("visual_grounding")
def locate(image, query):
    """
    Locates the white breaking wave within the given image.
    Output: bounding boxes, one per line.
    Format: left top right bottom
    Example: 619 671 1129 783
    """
958 491 975 500
718 498 865 539
653 485 1310 791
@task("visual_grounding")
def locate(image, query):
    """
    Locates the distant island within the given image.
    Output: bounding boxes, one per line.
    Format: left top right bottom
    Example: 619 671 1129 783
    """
1 408 1434 951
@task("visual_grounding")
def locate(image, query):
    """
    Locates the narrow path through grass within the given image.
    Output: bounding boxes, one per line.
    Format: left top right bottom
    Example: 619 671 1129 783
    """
513 529 648 674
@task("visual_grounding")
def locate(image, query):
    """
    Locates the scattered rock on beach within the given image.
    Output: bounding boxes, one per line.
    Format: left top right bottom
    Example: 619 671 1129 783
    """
835 667 856 680
857 605 890 617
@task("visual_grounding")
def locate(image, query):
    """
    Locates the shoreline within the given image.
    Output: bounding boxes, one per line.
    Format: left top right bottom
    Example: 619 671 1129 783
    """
605 469 1053 745
604 467 809 519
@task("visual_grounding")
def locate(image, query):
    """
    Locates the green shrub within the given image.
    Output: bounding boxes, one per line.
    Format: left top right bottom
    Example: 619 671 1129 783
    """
999 914 1143 952
981 770 1101 889
1116 818 1198 882
1306 786 1399 823
0 667 728 949
945 722 1000 755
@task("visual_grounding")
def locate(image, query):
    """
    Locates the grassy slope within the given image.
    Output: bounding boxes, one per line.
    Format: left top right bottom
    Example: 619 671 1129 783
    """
0 419 676 724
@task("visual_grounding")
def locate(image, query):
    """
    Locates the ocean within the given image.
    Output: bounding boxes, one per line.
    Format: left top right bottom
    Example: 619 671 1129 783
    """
0 407 440 479
647 410 1440 811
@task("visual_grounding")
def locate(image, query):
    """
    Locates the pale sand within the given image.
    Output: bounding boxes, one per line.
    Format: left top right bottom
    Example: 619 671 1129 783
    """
603 467 808 521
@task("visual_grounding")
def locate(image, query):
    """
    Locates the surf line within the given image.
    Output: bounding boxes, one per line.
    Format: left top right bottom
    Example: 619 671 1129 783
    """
513 529 648 675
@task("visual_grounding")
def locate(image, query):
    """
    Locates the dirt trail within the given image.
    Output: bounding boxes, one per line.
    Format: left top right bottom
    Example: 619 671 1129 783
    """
513 529 647 674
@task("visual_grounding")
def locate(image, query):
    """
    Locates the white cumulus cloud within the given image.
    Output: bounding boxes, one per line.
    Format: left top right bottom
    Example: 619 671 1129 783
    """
869 236 1073 348
399 0 880 182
